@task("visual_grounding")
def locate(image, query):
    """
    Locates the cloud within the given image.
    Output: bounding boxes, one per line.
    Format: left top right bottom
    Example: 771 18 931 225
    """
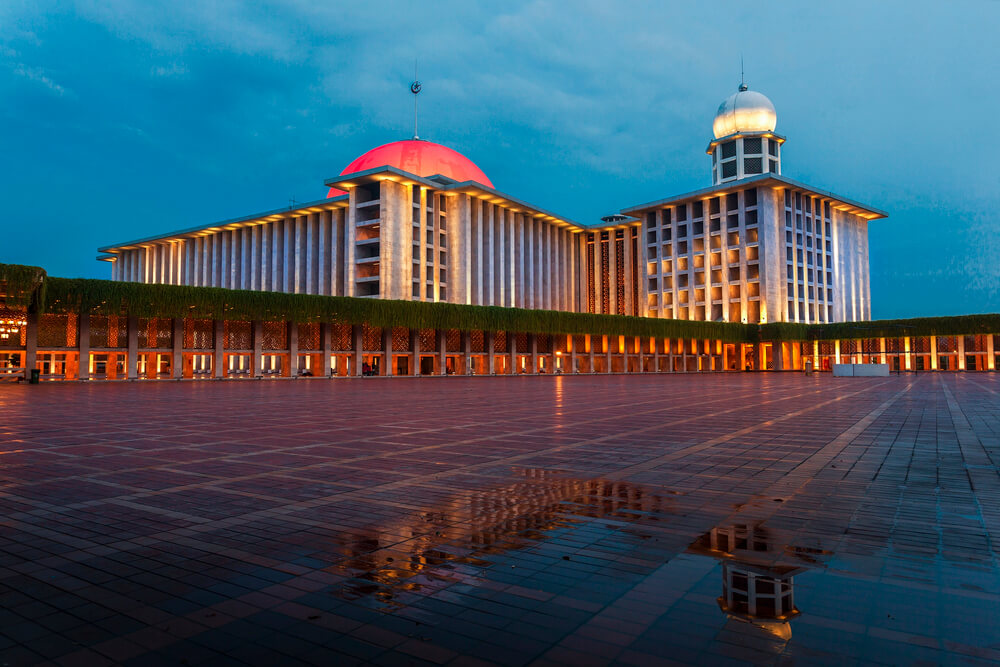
0 0 997 317
12 63 70 96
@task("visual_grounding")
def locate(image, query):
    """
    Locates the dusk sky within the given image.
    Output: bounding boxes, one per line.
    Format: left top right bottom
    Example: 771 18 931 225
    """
2 1 997 318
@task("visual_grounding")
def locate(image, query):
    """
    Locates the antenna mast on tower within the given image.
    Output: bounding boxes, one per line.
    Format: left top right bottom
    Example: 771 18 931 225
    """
739 55 747 91
411 61 422 140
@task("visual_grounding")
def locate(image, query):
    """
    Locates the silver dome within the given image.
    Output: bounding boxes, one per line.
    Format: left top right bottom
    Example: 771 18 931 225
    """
712 86 777 139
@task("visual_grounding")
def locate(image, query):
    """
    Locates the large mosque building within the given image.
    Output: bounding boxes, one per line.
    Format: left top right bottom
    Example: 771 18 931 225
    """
97 84 885 325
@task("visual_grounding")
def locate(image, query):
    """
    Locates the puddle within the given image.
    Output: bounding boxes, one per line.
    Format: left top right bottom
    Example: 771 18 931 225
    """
322 467 1000 661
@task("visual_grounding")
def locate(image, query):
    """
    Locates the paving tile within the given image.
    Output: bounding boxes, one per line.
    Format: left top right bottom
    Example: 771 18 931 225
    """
1 374 999 665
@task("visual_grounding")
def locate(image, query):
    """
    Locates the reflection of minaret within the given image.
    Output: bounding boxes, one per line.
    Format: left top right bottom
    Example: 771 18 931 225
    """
688 522 828 640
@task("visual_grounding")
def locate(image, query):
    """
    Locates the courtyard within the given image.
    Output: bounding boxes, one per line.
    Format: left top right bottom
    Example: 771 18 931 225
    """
0 373 998 666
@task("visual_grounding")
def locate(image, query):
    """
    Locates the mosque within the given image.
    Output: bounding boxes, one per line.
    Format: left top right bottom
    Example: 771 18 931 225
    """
97 83 885 325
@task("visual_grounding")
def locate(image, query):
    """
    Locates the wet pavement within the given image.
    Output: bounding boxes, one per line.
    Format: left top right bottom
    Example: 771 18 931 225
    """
0 373 998 666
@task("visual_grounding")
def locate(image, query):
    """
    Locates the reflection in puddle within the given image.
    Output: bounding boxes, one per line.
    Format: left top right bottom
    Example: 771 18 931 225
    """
687 523 830 640
331 468 675 608
330 468 830 646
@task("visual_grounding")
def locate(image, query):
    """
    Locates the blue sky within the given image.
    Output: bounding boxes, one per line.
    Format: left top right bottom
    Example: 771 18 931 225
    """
1 0 997 318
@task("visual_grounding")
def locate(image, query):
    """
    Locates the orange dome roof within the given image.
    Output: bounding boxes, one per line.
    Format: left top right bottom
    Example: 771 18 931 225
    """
327 139 494 198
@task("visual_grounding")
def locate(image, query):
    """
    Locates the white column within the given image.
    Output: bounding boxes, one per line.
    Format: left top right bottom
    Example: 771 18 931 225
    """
346 191 357 297
507 209 515 307
485 204 495 305
475 199 484 305
306 213 316 294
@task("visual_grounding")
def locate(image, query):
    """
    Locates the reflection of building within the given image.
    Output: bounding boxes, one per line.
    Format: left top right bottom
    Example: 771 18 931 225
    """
97 83 884 324
688 522 829 640
330 469 672 604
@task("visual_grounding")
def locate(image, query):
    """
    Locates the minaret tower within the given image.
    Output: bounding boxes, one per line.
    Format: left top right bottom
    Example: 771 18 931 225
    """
707 82 784 185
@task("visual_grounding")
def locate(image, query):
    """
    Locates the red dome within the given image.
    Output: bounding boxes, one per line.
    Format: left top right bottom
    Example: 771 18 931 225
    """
327 139 493 198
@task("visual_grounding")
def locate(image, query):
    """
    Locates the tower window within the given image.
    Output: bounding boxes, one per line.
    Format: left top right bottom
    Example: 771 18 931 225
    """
744 188 757 207
768 141 778 157
769 159 778 173
721 141 736 159
744 157 762 174
743 137 762 154
722 161 737 179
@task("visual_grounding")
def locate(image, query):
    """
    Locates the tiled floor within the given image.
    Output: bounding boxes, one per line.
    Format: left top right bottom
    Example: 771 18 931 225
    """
1 373 999 666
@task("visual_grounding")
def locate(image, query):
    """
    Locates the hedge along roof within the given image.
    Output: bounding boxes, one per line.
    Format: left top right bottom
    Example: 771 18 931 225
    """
0 263 47 309
41 277 754 342
2 264 997 342
759 314 1000 341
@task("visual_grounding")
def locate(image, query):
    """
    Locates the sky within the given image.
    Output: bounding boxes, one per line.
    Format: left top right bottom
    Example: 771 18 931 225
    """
1 0 997 318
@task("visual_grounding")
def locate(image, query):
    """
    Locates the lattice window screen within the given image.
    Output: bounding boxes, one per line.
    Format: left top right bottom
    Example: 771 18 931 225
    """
297 323 320 351
224 321 252 350
419 329 435 352
362 324 382 351
392 327 410 352
331 324 352 351
38 314 72 347
470 330 485 353
262 321 287 351
184 319 213 349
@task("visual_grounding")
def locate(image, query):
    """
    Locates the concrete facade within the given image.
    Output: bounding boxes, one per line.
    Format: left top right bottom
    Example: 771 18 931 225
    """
97 88 884 325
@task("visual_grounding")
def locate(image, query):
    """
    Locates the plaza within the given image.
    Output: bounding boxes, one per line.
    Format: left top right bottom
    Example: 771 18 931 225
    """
1 373 999 665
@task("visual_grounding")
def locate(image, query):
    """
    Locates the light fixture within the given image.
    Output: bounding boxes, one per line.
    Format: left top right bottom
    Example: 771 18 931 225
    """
0 309 28 340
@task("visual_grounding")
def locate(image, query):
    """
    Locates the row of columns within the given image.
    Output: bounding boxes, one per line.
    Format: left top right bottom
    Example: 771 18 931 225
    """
109 209 350 296
14 313 999 379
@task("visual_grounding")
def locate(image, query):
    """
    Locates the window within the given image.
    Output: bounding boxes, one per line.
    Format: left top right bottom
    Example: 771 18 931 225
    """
769 140 778 157
726 193 739 210
744 157 762 174
722 161 737 178
678 224 688 238
769 160 779 173
710 198 721 215
693 221 704 235
744 188 757 207
743 137 762 154
721 141 736 159
693 201 704 218
645 212 656 228
745 209 758 226
677 206 688 223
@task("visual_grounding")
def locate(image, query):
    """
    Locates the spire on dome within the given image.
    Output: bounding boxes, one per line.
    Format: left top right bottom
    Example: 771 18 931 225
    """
410 61 422 140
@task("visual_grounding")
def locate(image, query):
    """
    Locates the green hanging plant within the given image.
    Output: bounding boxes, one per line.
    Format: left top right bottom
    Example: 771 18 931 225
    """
0 263 47 310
